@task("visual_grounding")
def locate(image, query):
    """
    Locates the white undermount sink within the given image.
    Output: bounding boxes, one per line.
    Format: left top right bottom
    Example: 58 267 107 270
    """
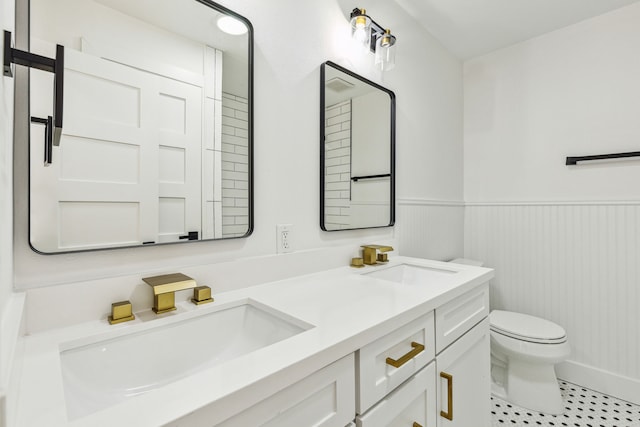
60 299 311 420
364 263 457 285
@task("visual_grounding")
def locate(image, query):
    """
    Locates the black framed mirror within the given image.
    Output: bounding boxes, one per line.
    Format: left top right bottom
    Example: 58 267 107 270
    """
320 61 395 231
25 0 253 253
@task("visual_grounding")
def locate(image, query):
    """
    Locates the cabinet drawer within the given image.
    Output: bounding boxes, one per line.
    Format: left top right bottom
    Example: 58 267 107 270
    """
435 283 489 353
357 311 435 414
356 362 436 427
218 353 354 427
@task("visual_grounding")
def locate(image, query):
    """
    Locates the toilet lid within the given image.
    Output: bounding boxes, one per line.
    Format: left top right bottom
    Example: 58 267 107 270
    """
490 310 567 344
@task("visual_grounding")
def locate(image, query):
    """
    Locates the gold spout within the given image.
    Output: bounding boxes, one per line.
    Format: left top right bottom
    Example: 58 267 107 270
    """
143 273 197 314
361 245 394 265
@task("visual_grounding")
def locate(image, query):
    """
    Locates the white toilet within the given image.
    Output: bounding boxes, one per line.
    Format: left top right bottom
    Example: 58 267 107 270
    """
490 310 571 414
447 259 571 414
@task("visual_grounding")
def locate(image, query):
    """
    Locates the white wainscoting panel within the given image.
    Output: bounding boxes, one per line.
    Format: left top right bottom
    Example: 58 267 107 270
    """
397 199 464 261
465 202 640 403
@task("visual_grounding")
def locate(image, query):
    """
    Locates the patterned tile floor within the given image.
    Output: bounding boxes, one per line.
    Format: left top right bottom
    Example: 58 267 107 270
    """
491 380 640 427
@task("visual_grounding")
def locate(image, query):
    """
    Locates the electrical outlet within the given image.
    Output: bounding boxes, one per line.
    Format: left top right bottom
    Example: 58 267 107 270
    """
276 224 293 254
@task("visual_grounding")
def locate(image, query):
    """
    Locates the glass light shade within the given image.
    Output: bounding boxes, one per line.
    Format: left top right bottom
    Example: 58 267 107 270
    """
375 31 396 71
217 15 248 35
350 10 371 47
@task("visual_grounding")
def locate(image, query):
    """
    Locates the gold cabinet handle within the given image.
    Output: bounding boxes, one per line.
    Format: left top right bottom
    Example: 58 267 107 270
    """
440 371 453 420
385 342 425 368
412 423 423 427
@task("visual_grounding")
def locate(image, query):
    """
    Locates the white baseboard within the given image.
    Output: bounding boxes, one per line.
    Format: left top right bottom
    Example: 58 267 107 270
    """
557 360 640 405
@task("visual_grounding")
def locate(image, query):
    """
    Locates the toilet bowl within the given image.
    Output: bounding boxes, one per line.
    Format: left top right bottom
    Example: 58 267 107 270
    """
490 310 570 415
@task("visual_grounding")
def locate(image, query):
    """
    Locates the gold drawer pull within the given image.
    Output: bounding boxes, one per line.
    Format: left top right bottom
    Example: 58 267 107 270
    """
440 371 453 420
385 341 425 368
413 423 423 427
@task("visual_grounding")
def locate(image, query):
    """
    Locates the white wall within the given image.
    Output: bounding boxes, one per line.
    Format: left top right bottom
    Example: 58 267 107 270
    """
0 0 14 326
0 0 15 423
11 0 463 291
398 200 464 261
351 90 392 227
464 3 640 403
31 0 206 74
389 0 465 261
464 4 640 203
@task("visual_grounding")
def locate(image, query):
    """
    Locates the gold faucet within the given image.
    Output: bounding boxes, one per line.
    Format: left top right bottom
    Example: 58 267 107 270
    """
361 244 394 265
143 273 197 314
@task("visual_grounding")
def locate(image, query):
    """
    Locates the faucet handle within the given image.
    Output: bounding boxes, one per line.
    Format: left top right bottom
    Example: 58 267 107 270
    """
108 300 135 325
377 252 390 263
192 286 214 305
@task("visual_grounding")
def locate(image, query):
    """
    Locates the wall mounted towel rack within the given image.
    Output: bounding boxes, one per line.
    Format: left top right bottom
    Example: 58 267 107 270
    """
4 30 64 147
351 173 392 182
565 151 640 165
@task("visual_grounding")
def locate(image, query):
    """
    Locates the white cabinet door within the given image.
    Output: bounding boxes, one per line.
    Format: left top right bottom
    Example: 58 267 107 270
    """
356 362 436 427
436 318 490 427
213 354 355 427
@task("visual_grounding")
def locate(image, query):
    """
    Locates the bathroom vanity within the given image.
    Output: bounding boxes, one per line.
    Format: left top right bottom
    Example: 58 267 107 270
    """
12 257 492 426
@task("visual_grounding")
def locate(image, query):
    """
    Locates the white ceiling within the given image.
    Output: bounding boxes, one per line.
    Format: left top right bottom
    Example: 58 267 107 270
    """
95 0 247 59
392 0 640 59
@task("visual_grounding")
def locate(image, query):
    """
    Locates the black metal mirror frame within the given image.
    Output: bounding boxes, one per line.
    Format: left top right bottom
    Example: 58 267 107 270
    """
319 61 395 231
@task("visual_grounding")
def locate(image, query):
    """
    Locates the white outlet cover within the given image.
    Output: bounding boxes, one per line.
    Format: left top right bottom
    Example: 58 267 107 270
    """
276 224 293 254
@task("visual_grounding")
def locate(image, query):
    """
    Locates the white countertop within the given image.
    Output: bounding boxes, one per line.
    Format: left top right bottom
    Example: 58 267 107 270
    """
14 256 493 427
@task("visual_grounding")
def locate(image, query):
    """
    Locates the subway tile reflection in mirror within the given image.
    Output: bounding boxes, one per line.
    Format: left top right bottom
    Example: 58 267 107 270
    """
320 61 395 231
26 0 253 253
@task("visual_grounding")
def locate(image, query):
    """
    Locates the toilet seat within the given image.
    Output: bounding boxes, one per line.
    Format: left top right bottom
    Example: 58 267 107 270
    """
490 310 567 344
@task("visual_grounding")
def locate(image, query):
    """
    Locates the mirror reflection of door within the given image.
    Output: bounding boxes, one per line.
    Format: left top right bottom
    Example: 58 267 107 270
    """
27 0 252 253
321 62 395 231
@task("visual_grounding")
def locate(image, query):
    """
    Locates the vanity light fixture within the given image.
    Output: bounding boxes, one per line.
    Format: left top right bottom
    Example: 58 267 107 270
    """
349 8 397 71
350 8 372 47
375 29 396 71
216 15 248 35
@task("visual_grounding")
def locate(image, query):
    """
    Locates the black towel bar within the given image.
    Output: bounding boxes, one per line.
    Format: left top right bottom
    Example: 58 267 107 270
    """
566 151 640 165
4 30 64 147
30 116 53 165
351 173 391 182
